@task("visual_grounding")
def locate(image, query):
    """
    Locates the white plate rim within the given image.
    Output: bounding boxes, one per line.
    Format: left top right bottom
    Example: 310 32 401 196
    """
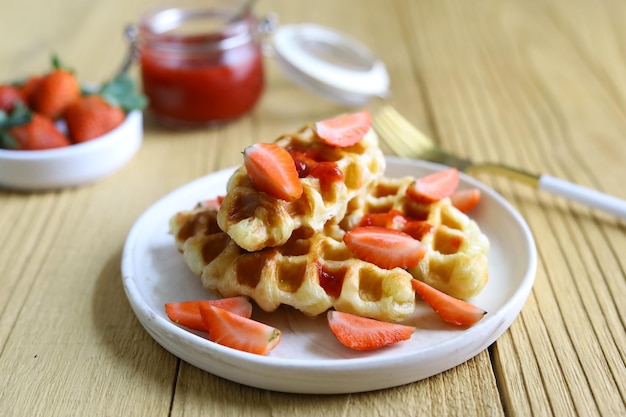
121 157 537 394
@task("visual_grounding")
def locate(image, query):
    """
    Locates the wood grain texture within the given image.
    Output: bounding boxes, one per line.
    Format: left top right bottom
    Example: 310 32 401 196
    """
0 0 624 416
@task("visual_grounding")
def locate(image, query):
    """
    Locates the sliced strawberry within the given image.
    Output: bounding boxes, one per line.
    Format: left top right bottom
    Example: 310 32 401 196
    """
165 296 253 332
358 210 433 240
314 110 371 147
400 220 433 241
343 226 426 269
199 304 281 355
450 188 481 213
201 196 225 208
359 210 408 230
327 310 414 351
243 143 303 201
407 168 460 203
411 279 486 326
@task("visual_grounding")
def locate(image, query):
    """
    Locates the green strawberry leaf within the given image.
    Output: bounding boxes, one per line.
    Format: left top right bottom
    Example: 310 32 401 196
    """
51 53 75 74
0 109 24 149
99 74 147 112
9 102 32 126
0 102 32 130
0 131 20 150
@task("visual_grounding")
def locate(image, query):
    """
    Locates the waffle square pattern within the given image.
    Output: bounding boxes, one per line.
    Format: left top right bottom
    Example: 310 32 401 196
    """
170 122 489 323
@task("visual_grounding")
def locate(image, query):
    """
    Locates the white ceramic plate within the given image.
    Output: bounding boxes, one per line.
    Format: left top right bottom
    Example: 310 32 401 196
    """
122 157 537 394
0 110 142 191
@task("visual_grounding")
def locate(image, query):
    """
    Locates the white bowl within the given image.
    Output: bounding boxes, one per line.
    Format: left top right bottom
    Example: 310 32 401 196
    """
0 110 143 191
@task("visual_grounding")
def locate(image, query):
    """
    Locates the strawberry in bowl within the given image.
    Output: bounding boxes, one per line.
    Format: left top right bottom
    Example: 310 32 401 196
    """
0 55 146 190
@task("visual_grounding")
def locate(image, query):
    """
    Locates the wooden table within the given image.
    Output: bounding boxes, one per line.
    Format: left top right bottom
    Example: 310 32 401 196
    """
1 0 625 416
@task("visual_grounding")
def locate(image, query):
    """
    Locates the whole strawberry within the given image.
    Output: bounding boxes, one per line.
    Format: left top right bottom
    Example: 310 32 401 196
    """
0 85 26 112
30 55 80 119
65 74 146 143
0 104 70 150
65 95 125 143
18 76 42 104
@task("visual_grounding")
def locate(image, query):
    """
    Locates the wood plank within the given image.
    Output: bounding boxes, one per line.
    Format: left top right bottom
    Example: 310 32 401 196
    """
167 0 503 416
0 0 624 415
396 1 626 416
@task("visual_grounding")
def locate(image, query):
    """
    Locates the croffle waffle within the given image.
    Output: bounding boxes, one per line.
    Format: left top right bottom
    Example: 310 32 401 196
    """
342 176 490 299
170 176 489 323
170 204 416 322
216 124 386 252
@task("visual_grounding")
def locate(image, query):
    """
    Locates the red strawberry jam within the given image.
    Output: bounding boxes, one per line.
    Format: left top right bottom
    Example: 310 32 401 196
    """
309 161 343 192
316 261 346 299
137 3 264 127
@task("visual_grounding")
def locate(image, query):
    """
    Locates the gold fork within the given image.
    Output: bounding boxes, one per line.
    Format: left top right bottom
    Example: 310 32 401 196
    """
373 105 626 220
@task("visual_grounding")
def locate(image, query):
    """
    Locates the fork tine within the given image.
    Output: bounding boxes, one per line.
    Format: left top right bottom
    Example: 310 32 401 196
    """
373 105 437 157
373 115 415 156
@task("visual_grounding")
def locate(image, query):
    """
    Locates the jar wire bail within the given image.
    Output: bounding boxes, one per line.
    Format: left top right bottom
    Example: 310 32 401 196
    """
115 24 140 78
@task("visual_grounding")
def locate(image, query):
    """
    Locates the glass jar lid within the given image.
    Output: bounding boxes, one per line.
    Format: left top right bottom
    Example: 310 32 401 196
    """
269 23 390 106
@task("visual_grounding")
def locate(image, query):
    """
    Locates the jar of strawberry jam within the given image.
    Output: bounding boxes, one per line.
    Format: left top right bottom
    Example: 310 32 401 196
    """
135 0 265 127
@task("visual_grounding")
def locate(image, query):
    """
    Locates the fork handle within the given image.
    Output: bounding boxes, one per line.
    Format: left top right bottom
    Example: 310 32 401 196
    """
539 175 626 220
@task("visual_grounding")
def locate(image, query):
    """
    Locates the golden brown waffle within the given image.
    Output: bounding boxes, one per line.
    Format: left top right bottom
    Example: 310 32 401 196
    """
216 124 386 252
170 204 416 322
170 116 489 322
341 176 490 299
169 175 489 323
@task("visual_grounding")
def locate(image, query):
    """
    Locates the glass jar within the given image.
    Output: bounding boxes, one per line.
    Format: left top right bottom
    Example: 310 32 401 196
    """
136 0 264 127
